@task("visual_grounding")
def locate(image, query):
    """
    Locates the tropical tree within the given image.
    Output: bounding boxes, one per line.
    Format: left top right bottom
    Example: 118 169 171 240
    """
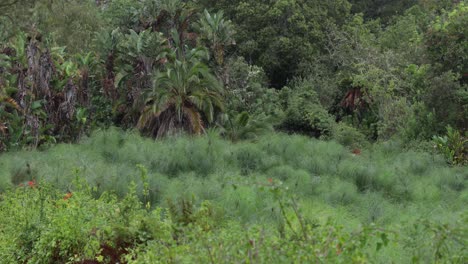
138 49 224 138
140 0 199 49
425 2 468 75
196 9 235 66
114 29 168 127
196 0 352 87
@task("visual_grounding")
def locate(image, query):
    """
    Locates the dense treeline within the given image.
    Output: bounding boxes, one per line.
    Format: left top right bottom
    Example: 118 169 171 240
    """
0 0 466 160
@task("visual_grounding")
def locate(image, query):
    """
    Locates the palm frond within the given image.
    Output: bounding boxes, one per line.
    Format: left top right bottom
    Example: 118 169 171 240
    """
139 55 224 138
183 106 204 135
1 97 21 112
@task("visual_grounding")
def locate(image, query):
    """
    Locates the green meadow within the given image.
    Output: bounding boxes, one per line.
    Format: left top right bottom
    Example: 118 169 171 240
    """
0 129 466 263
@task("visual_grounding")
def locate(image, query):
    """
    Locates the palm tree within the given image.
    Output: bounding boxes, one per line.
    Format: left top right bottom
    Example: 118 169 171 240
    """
196 9 235 66
138 53 224 138
144 0 198 46
115 29 168 126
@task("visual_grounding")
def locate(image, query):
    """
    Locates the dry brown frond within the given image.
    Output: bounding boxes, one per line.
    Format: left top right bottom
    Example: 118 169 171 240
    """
4 97 21 111
183 106 204 135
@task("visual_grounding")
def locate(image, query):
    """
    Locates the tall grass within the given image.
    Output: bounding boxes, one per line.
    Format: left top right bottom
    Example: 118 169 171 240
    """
0 128 465 230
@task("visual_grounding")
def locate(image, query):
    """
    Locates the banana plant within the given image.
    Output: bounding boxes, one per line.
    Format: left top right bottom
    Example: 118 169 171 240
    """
75 52 99 106
0 32 90 150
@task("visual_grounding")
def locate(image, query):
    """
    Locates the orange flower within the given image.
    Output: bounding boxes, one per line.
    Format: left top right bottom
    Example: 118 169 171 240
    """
63 192 73 200
27 180 36 188
352 149 361 155
267 178 273 184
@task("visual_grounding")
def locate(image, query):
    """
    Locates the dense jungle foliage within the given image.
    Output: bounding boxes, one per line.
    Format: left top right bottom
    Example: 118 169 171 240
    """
0 0 467 263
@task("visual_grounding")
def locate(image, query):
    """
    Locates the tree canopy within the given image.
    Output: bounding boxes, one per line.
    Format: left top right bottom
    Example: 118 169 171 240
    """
0 0 466 163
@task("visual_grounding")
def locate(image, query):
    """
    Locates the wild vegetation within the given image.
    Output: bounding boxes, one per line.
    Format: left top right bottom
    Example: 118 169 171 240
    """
0 0 467 263
0 129 466 263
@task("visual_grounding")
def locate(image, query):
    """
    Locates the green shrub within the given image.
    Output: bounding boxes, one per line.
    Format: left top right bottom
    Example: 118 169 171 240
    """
0 182 172 263
278 80 335 137
332 122 369 149
323 179 359 206
433 126 467 165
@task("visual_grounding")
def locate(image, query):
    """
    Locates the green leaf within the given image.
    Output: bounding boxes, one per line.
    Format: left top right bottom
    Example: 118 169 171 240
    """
381 233 389 246
376 242 383 251
31 100 42 110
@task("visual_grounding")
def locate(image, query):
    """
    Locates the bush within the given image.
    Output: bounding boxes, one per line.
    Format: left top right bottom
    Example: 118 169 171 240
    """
332 122 369 149
222 57 283 123
233 144 268 175
323 179 359 206
433 126 468 165
0 182 172 263
278 80 335 137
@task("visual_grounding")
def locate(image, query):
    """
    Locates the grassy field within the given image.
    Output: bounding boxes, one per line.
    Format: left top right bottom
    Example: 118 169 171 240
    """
0 128 466 263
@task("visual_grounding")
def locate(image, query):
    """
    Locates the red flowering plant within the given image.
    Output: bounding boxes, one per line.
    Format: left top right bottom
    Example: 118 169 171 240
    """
18 180 37 188
27 180 36 188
